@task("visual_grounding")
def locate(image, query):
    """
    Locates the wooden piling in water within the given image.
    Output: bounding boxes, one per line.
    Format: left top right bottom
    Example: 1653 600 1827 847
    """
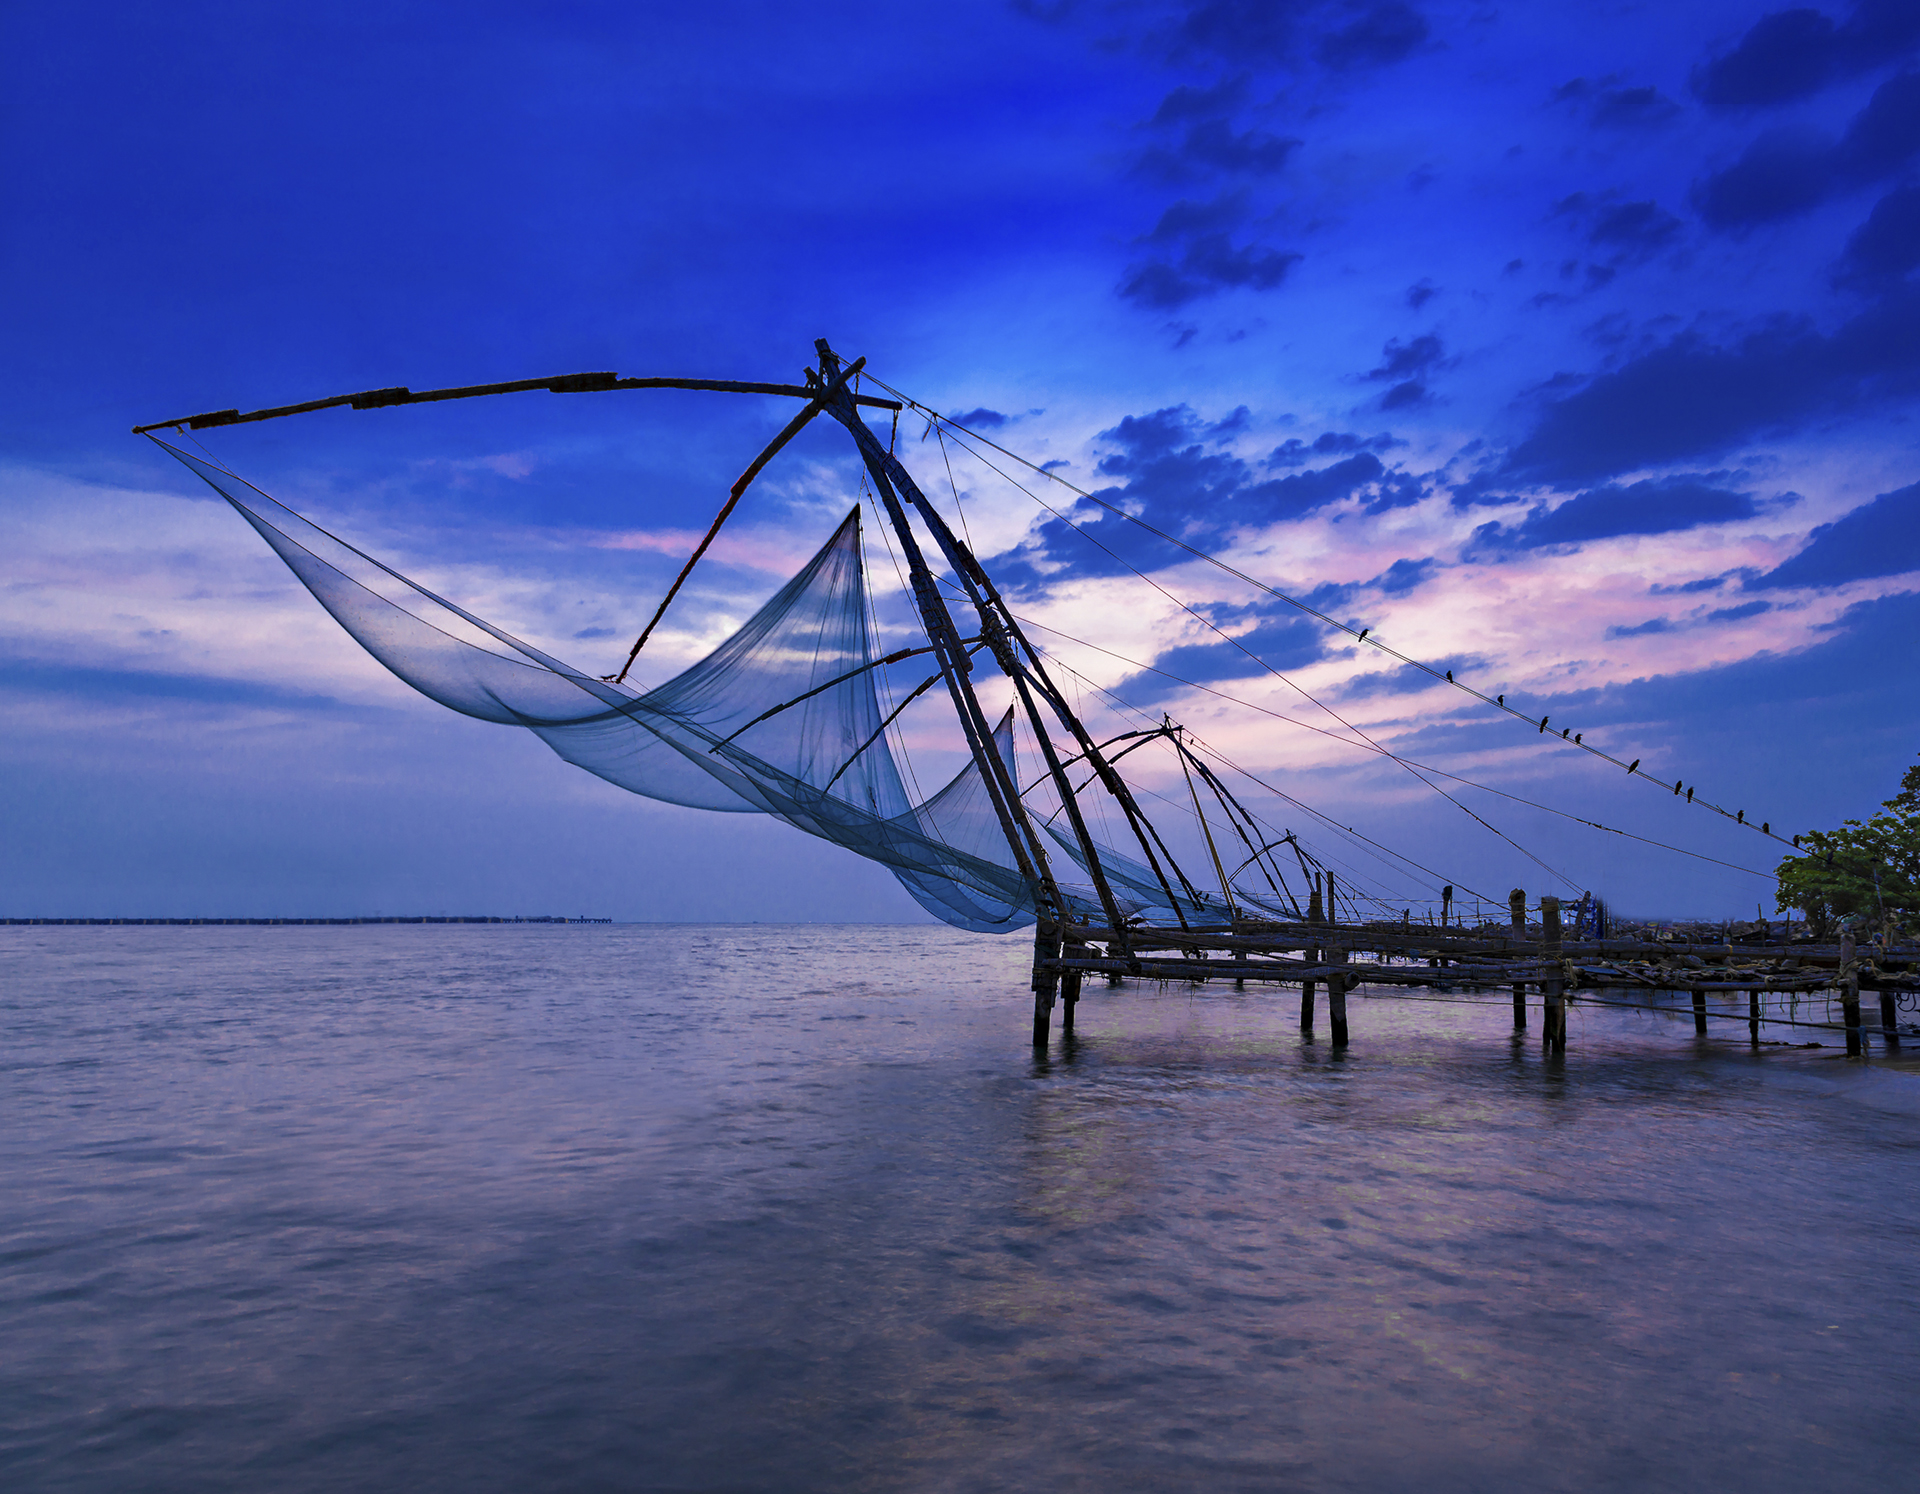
1329 944 1350 1049
1032 921 1060 1047
1881 988 1900 1050
1692 988 1709 1035
1748 989 1761 1046
1301 873 1322 1034
1542 895 1565 1053
1840 926 1862 1057
1509 888 1527 1030
1060 940 1084 1035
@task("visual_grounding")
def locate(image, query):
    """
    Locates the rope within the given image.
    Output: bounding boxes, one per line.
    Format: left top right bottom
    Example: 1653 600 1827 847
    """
914 427 1583 891
1005 611 1778 883
864 374 1800 856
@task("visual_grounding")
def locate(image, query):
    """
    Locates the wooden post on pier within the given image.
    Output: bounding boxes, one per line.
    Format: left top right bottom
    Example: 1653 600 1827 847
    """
1692 988 1709 1036
1509 888 1527 1030
1032 920 1060 1047
1301 873 1322 1034
1061 940 1085 1036
1881 987 1901 1050
1748 989 1761 1046
1541 895 1565 1053
1840 925 1862 1057
1329 943 1350 1049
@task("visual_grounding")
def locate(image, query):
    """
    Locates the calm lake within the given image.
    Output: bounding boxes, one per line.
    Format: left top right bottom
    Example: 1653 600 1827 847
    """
4 924 1917 1492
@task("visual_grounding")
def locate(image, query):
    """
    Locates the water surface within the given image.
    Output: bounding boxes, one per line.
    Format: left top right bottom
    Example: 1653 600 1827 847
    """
4 925 1916 1492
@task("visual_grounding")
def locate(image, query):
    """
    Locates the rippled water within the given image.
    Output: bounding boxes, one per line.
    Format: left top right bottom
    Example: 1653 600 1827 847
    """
4 924 1918 1492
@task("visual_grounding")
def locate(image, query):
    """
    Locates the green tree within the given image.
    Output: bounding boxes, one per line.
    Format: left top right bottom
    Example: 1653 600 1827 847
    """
1775 756 1920 937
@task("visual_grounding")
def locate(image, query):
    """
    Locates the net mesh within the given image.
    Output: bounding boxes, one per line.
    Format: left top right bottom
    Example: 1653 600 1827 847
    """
157 439 1059 932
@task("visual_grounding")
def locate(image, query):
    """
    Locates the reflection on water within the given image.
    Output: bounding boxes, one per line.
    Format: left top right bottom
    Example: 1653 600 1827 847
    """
2 925 1916 1492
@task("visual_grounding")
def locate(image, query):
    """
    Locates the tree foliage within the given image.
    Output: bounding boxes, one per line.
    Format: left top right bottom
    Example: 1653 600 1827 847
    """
1775 756 1920 937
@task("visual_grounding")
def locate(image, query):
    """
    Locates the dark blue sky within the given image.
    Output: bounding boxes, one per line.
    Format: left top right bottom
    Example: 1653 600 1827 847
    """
6 1 1919 919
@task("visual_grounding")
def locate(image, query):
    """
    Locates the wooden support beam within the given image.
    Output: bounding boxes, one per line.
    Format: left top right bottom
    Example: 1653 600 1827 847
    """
1881 988 1901 1049
1542 895 1565 1053
1032 921 1060 1047
1692 988 1709 1035
1302 873 1321 1035
132 371 902 433
1840 926 1862 1057
1749 989 1761 1046
1509 887 1527 1031
1061 942 1085 1035
1329 944 1350 1048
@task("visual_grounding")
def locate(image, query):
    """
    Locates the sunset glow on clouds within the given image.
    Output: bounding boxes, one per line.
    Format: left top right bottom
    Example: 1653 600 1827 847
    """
5 1 1920 917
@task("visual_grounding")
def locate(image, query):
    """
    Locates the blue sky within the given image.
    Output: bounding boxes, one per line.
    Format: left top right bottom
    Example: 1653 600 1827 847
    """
5 1 1919 920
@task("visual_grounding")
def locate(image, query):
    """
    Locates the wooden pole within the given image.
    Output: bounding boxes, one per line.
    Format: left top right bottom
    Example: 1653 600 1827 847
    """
813 352 1065 970
1542 895 1565 1053
1061 940 1085 1035
1033 921 1060 1047
1880 986 1900 1050
1749 989 1761 1046
1329 943 1350 1049
1840 925 1861 1057
1509 888 1527 1030
611 361 861 682
1692 987 1709 1035
1301 873 1322 1034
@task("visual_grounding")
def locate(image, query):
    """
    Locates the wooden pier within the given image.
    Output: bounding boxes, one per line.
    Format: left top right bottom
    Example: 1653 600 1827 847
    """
1029 891 1918 1055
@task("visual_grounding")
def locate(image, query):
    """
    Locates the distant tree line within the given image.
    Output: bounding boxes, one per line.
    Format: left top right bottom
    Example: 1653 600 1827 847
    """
1776 755 1920 938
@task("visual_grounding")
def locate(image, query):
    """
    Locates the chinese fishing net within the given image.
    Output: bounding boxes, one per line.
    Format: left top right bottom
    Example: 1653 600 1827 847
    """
155 438 1172 932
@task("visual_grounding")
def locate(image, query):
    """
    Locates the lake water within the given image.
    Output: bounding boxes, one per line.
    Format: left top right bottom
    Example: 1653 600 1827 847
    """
4 924 1917 1493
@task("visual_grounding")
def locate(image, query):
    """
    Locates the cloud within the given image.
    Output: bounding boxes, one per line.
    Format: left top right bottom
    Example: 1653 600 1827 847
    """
1145 194 1252 241
1135 121 1302 184
1145 1 1427 73
1553 77 1682 130
1149 75 1250 125
1119 234 1301 308
1835 185 1920 286
988 406 1421 588
1691 3 1920 114
1164 0 1315 64
1503 287 1920 485
1691 127 1833 229
948 407 1008 428
1369 556 1437 594
1317 2 1428 71
1367 333 1445 382
1650 571 1742 595
1586 199 1683 256
1363 332 1446 408
1470 476 1759 554
1606 597 1774 638
1753 479 1920 588
1591 84 1682 129
1268 430 1402 466
1259 451 1390 513
1606 616 1674 638
1337 657 1486 703
1110 598 1333 704
1179 119 1302 174
1692 71 1920 230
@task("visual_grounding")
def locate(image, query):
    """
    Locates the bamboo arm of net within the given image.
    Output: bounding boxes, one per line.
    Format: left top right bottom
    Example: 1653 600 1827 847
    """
707 639 970 752
132 371 900 433
820 642 989 792
609 358 866 684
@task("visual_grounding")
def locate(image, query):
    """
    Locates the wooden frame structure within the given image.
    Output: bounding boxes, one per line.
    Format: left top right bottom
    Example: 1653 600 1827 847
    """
135 339 1917 1058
